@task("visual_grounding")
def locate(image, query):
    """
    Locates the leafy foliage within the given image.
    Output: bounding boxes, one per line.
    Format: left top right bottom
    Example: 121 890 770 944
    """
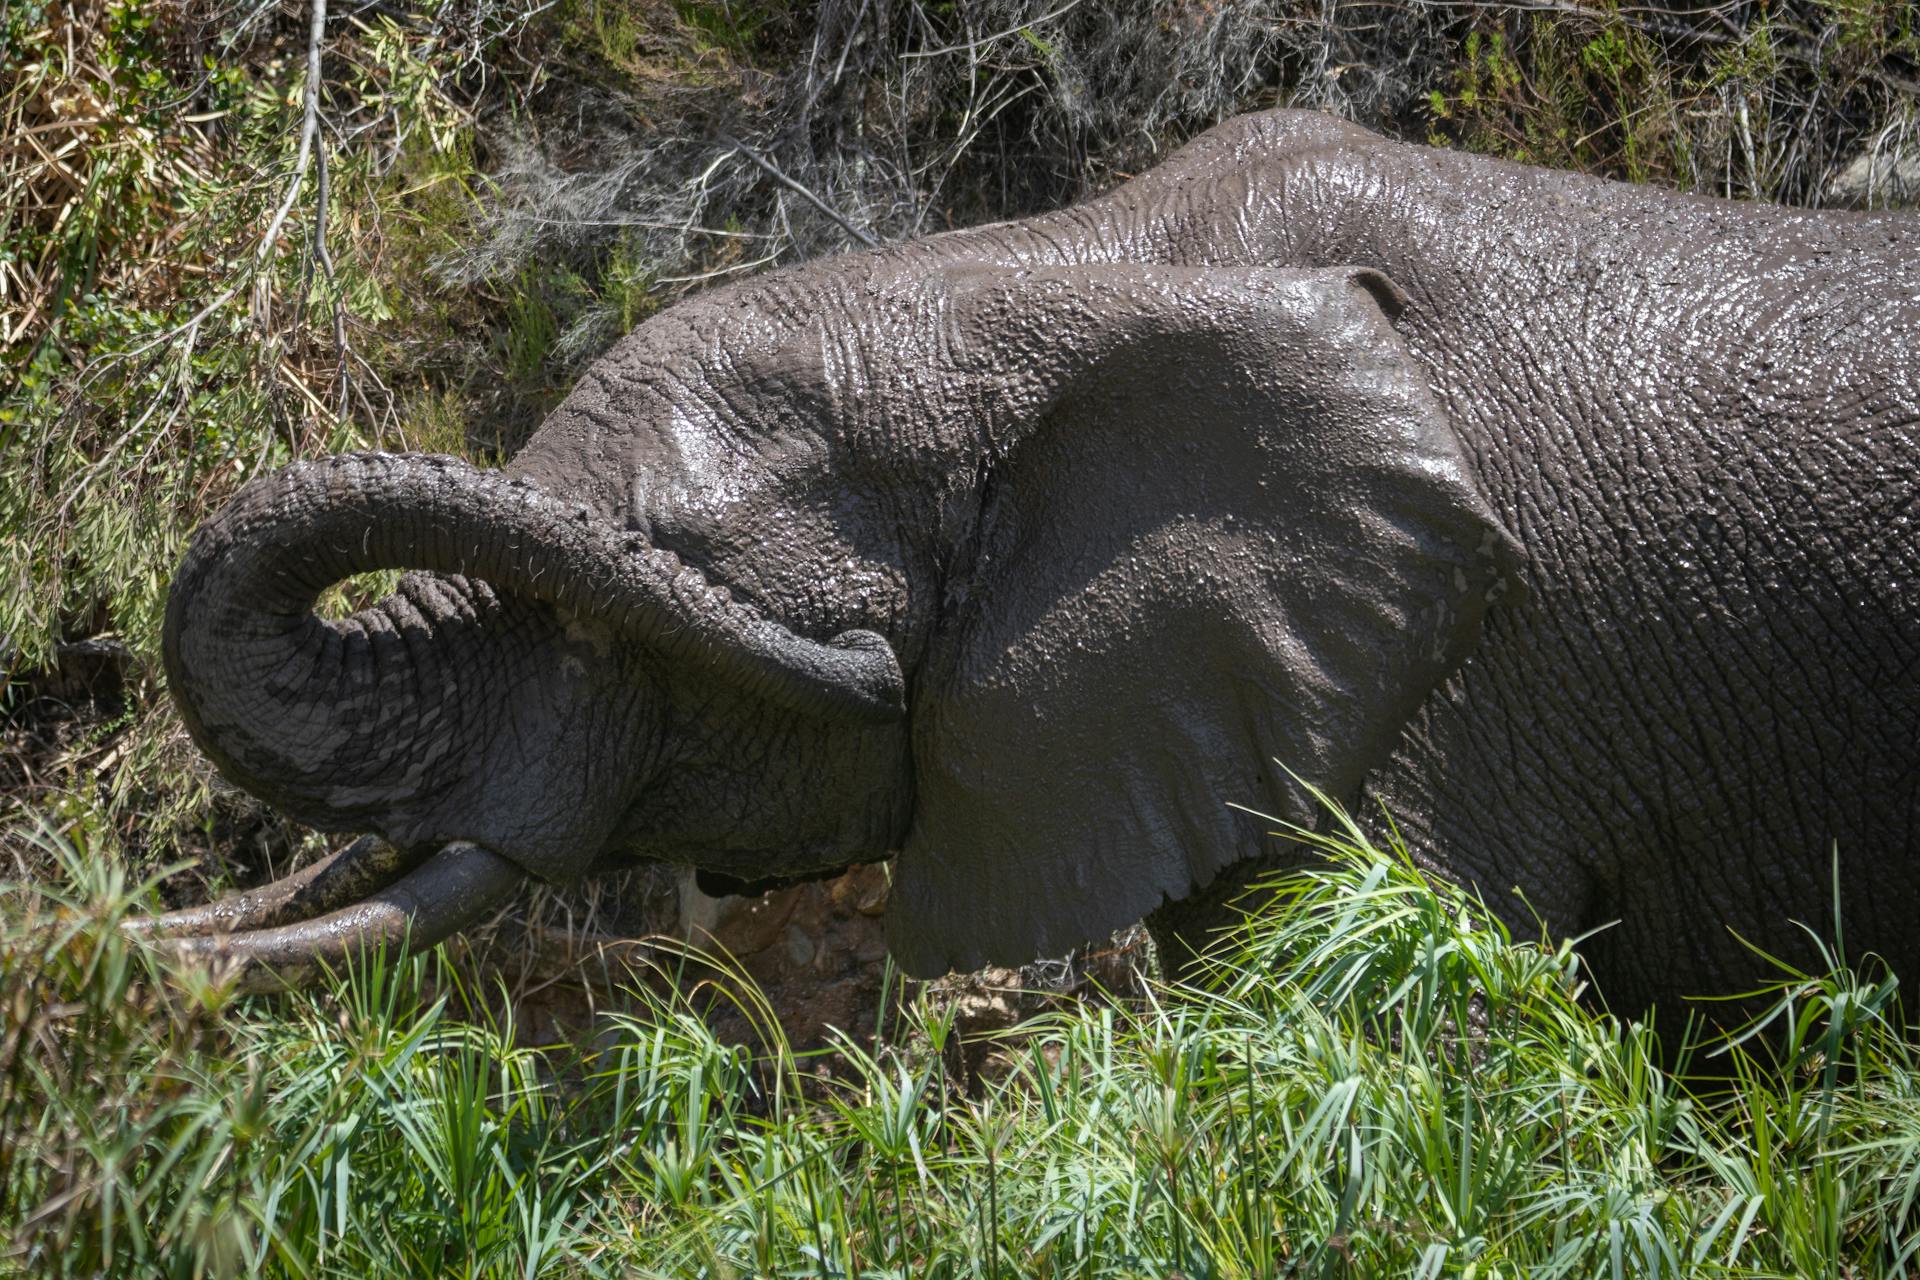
1428 1 1920 200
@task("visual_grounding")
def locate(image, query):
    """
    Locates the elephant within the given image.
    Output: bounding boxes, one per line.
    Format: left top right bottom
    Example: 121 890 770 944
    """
138 109 1918 1015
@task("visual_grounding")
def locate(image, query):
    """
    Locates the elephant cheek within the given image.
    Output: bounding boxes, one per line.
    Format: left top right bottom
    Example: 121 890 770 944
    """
836 719 915 856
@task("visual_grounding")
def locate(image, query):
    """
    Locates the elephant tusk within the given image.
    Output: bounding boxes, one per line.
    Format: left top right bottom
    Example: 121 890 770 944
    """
122 835 426 939
146 840 524 993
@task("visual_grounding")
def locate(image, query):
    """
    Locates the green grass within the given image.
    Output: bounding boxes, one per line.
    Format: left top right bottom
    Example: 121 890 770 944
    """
4 810 1917 1278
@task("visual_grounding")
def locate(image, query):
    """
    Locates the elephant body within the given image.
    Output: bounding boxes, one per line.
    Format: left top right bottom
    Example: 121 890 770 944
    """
1103 111 1919 1010
161 111 1918 1012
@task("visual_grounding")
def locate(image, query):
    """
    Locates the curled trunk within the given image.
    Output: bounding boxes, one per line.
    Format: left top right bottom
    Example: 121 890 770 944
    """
144 450 904 989
164 451 904 832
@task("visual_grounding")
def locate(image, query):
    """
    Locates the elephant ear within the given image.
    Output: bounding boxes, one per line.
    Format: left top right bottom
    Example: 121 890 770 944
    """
886 264 1523 976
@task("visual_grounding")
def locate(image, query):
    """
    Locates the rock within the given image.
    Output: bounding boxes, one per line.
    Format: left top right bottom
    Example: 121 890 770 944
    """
678 873 800 957
1826 146 1920 209
781 926 816 970
949 965 1025 1036
828 862 890 916
923 964 1026 1091
674 862 895 1047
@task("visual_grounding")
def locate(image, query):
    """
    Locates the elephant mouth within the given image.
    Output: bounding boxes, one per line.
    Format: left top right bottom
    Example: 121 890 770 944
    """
694 860 882 899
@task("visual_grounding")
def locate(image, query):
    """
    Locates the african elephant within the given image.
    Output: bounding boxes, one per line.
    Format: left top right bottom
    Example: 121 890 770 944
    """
142 110 1918 1014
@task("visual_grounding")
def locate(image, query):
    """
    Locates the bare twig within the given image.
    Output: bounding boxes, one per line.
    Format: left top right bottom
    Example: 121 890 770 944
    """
314 143 350 421
902 0 1089 59
717 133 878 248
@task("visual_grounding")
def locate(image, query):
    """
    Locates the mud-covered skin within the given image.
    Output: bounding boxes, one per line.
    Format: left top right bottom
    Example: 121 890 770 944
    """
1164 114 1919 1010
166 111 1917 1011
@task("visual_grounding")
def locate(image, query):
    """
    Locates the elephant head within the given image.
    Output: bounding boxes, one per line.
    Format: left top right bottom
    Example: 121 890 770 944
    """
146 242 1520 987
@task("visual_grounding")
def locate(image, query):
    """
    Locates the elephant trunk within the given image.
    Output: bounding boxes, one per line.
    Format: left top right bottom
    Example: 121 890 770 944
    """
164 451 903 826
166 453 464 827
